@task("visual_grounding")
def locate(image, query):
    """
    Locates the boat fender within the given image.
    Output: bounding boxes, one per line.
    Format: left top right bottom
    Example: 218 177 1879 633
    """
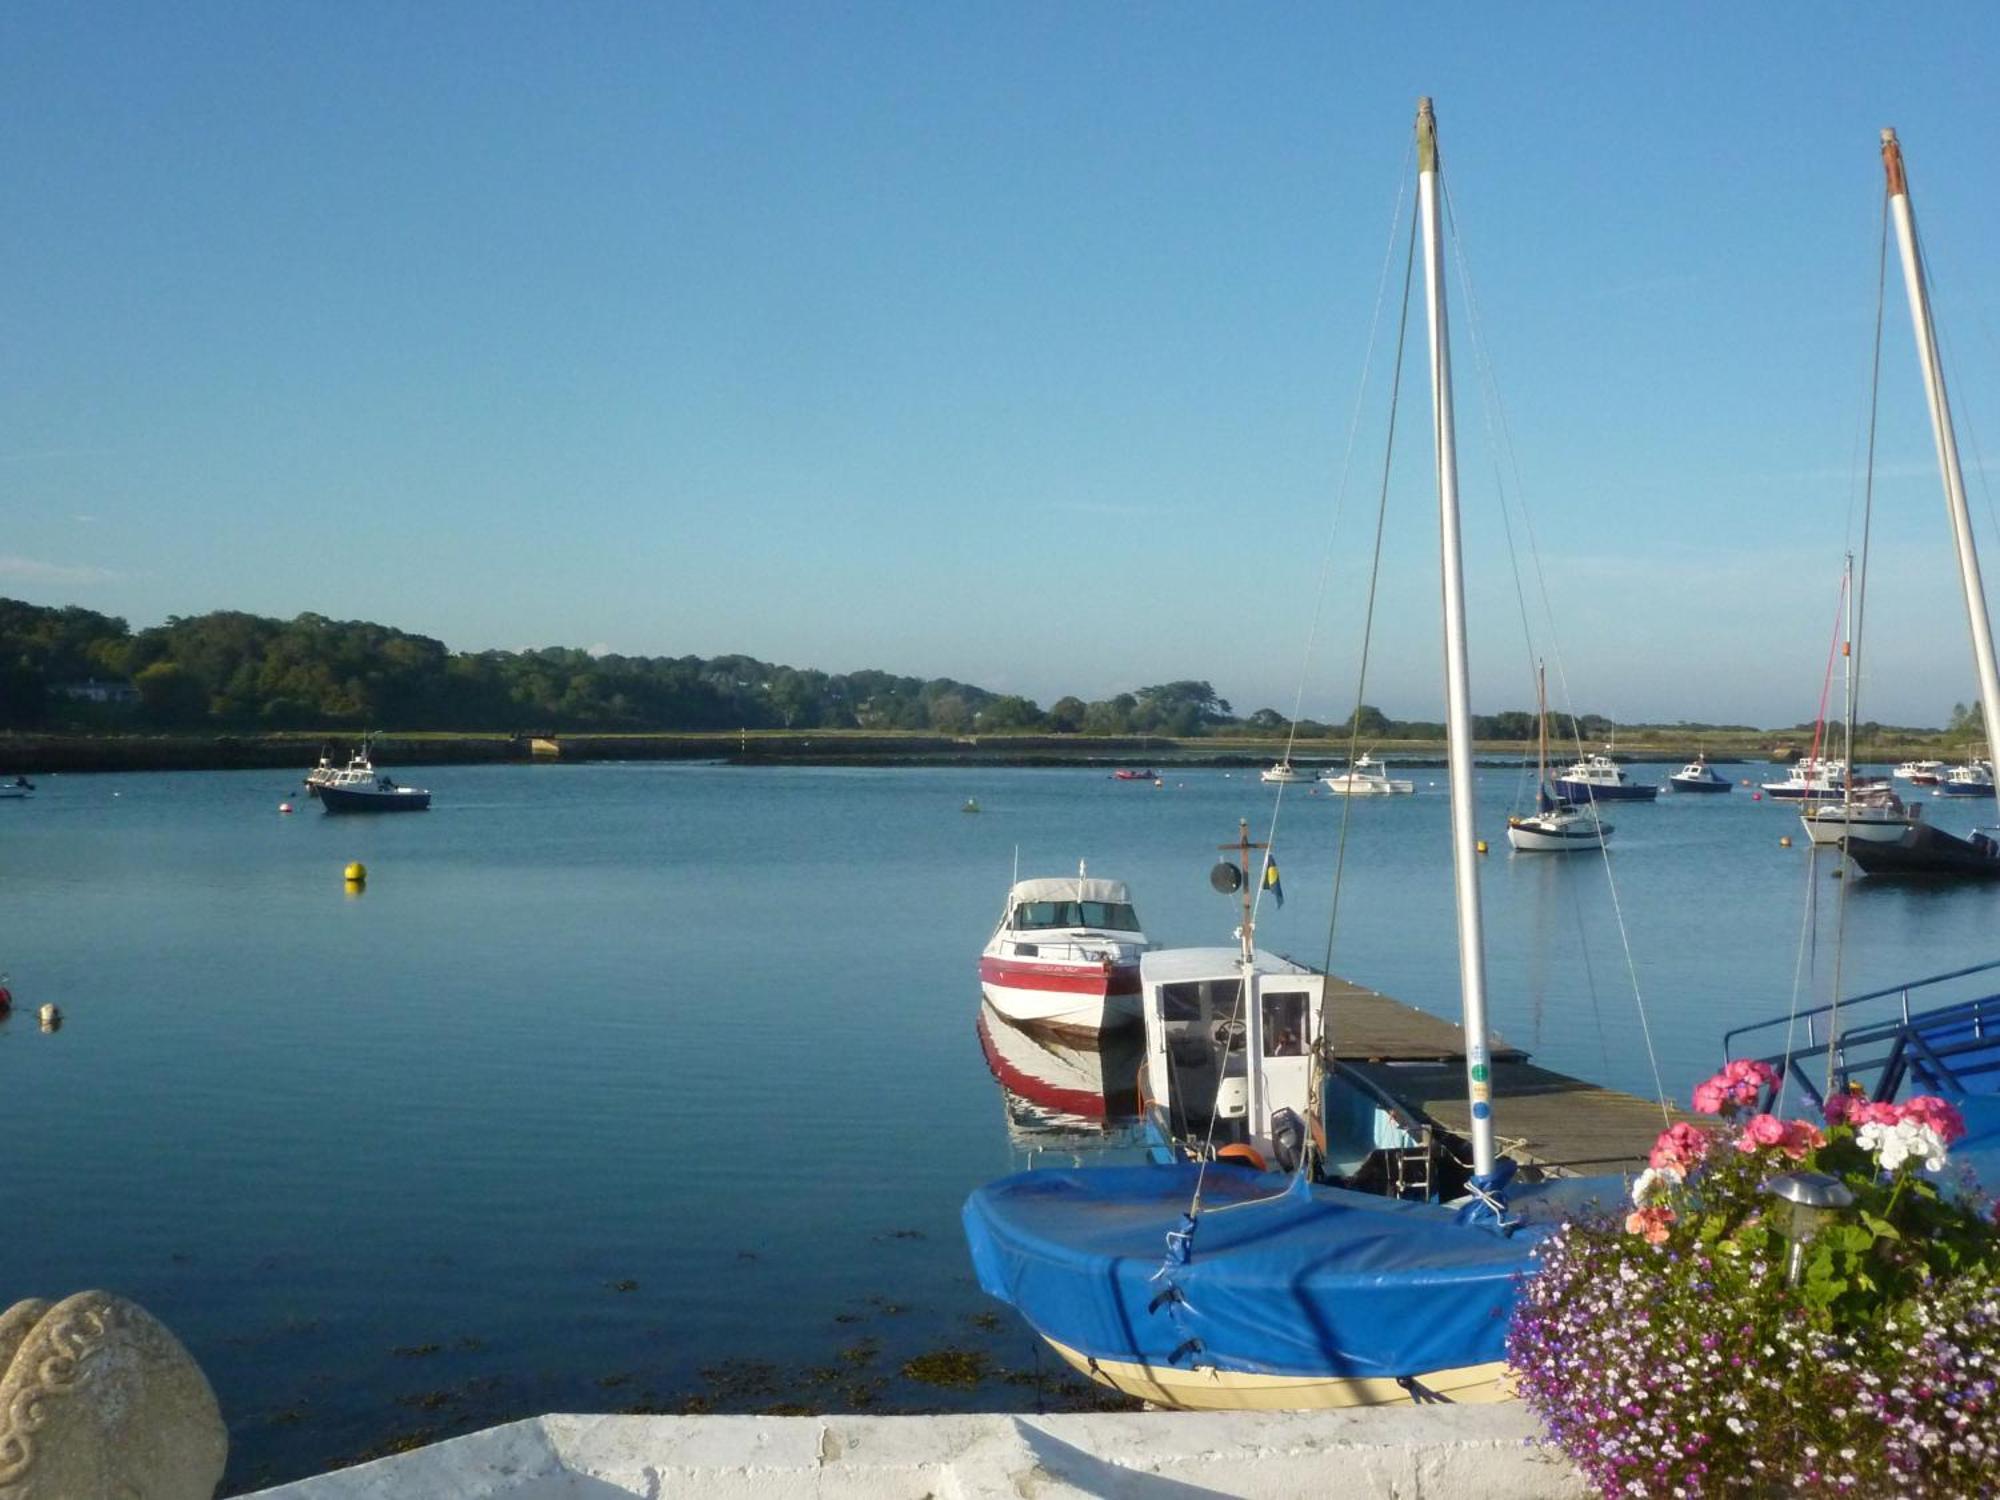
1215 1142 1268 1173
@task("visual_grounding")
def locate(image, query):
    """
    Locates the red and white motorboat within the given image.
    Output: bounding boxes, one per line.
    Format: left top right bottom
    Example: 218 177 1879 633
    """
978 869 1149 1038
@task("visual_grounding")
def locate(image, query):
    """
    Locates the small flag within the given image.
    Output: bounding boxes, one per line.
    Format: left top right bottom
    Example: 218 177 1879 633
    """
1262 854 1284 908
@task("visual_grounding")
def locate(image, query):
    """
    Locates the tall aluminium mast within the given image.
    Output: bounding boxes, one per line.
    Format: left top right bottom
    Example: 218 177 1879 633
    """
1882 129 2000 780
1417 97 1498 1183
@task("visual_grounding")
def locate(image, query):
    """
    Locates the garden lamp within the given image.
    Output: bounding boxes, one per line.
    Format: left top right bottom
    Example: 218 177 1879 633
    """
1764 1171 1855 1286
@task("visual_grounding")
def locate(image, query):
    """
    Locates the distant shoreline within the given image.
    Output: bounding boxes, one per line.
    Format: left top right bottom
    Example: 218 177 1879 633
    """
0 729 1955 777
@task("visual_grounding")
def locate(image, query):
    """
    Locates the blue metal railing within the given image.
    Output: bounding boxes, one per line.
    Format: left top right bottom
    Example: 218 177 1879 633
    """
1722 959 2000 1110
1721 956 2000 1063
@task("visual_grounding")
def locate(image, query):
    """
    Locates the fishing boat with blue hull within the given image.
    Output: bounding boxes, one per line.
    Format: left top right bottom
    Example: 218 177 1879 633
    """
1668 755 1732 793
964 99 1593 1411
1552 750 1658 803
316 742 432 813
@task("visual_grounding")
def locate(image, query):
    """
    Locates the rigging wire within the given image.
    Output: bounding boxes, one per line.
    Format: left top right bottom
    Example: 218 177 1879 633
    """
1251 140 1414 937
1304 193 1421 1160
1823 197 1892 1092
1439 178 1672 1122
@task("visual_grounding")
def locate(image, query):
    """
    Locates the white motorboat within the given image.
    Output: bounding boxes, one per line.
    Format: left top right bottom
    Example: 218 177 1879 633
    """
1259 761 1310 784
978 866 1149 1038
1319 753 1415 797
0 775 33 801
1892 759 1946 785
1761 756 1862 802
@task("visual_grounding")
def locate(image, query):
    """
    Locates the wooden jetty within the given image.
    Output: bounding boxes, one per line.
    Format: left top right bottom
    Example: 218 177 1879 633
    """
1325 974 1676 1180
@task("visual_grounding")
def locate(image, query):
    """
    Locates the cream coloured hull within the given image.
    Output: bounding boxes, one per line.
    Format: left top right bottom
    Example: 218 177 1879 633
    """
1042 1336 1513 1409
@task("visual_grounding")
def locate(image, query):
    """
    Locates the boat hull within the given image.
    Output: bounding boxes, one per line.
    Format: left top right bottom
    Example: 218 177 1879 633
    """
319 785 431 813
1845 823 2000 879
1551 778 1657 802
964 1164 1548 1405
1800 812 1912 846
979 955 1141 1037
1041 1336 1511 1410
1667 775 1731 794
1505 817 1610 852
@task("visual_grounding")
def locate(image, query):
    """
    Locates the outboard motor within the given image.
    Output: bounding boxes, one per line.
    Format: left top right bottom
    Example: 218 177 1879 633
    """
1269 1107 1305 1175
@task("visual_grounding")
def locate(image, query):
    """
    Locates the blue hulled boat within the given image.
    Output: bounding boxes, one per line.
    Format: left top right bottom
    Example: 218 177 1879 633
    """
1552 751 1658 803
317 742 432 813
1668 756 1732 793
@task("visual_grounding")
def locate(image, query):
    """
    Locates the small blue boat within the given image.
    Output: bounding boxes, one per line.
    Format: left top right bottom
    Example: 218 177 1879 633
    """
1668 755 1732 793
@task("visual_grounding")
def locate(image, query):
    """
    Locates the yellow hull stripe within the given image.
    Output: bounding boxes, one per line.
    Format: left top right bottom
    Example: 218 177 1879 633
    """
1044 1337 1515 1410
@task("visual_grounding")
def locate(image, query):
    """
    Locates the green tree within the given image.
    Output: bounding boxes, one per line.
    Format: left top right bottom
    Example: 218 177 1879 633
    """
1047 696 1087 733
133 661 208 726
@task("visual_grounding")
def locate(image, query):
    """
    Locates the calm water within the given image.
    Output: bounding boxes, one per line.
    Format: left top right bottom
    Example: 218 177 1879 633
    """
2 760 1995 1490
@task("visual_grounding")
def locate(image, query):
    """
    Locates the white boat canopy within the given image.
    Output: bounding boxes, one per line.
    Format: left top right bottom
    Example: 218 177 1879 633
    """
1006 876 1133 906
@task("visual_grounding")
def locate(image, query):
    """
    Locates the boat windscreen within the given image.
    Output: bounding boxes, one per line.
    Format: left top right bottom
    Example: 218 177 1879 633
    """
1014 901 1141 932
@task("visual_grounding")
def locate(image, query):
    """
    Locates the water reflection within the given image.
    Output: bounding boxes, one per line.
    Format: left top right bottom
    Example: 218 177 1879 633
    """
976 1002 1145 1157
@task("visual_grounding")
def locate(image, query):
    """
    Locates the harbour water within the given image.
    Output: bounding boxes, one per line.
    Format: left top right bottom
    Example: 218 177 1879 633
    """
1 760 1994 1491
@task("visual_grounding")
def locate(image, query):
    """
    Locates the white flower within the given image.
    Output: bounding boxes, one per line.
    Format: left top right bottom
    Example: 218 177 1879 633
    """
1856 1118 1949 1172
1631 1167 1678 1207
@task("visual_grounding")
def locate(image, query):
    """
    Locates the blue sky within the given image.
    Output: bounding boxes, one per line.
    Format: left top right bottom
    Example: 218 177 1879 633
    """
7 4 2000 727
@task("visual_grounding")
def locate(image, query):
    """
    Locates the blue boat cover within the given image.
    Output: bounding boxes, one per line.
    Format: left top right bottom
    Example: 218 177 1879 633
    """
963 1164 1555 1381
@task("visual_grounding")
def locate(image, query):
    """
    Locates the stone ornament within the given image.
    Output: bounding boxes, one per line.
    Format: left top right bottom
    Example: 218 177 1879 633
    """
0 1291 225 1500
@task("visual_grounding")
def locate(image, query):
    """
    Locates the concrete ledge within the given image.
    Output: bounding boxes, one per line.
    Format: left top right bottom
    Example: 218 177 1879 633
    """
246 1406 1587 1498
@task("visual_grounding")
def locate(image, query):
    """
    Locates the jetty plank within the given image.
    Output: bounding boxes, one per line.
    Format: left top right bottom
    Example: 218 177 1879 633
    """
1329 976 1674 1179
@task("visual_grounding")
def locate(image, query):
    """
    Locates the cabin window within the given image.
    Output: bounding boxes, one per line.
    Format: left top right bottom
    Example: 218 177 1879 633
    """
1263 991 1306 1057
1013 900 1140 932
1159 977 1241 1023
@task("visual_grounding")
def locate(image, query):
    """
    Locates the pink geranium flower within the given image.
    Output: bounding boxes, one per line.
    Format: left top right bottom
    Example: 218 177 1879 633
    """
1733 1113 1791 1153
1650 1121 1710 1173
1824 1092 1859 1126
1780 1119 1824 1160
1860 1100 1903 1128
1691 1058 1779 1116
1898 1095 1967 1145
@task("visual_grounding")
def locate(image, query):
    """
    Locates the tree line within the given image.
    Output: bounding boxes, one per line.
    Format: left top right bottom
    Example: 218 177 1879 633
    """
0 595 1882 741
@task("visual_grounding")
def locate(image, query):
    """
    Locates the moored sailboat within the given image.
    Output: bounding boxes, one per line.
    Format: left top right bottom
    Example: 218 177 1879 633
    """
1507 665 1612 852
963 100 1560 1409
1839 129 2000 878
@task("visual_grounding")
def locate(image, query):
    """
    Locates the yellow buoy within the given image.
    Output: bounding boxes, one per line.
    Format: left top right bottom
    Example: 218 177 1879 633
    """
344 861 367 883
1476 839 1489 854
1778 836 1793 849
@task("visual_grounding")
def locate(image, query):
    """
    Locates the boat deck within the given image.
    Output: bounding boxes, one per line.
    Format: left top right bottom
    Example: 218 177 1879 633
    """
1327 975 1674 1179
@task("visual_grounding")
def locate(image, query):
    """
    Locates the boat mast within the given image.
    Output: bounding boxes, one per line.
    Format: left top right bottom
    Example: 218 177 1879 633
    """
1842 553 1855 797
1882 129 2000 779
1536 661 1549 799
1417 97 1497 1182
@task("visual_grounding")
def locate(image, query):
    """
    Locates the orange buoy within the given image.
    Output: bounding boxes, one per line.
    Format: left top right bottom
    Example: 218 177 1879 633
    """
1216 1143 1269 1173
